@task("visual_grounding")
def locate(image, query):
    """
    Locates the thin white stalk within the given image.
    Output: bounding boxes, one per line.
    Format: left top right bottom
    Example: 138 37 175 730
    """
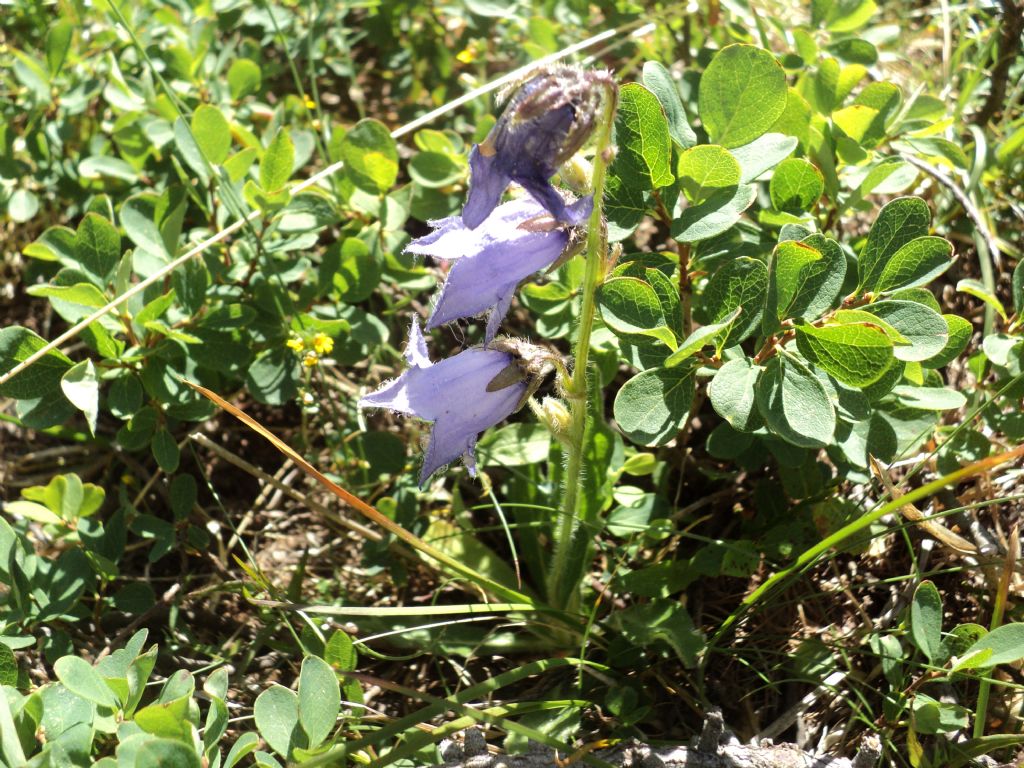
0 20 653 389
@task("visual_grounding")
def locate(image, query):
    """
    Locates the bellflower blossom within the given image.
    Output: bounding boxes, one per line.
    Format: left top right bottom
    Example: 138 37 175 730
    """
359 321 528 486
407 197 589 342
462 66 611 229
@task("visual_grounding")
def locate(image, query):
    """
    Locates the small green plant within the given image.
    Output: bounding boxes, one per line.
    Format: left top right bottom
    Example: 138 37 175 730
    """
0 629 361 767
861 579 1024 767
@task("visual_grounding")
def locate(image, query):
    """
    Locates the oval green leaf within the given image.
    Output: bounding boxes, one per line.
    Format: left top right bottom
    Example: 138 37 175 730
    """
874 236 953 294
708 358 762 432
963 623 1024 667
615 83 675 190
678 145 740 204
192 104 232 165
134 739 201 768
769 157 823 212
53 655 120 709
260 129 296 192
859 196 930 293
341 118 398 195
75 212 121 283
792 234 848 320
228 58 262 100
597 276 676 349
665 307 742 367
911 580 943 662
699 44 788 148
642 61 697 148
61 360 99 436
409 151 463 188
298 656 340 748
0 325 73 400
700 256 769 346
863 299 948 362
795 321 893 387
672 183 757 243
755 354 835 448
890 386 967 411
254 684 299 757
613 365 695 446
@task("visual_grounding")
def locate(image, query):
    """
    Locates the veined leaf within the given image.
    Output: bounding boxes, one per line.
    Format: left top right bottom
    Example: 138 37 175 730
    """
192 105 232 165
613 365 695 446
755 353 835 448
708 357 762 432
790 234 846 320
596 276 677 349
769 157 823 212
700 256 768 346
874 236 954 293
75 212 121 284
962 623 1024 667
615 83 675 190
832 309 910 345
0 326 73 401
766 236 845 327
672 183 757 243
678 145 739 204
341 119 397 195
864 299 948 362
859 196 930 293
795 321 894 387
665 307 742 366
642 61 697 148
261 129 296 192
699 44 788 148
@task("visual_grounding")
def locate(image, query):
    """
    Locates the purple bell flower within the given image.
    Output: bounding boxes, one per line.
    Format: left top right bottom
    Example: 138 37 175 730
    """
408 197 585 342
359 321 528 486
462 66 611 229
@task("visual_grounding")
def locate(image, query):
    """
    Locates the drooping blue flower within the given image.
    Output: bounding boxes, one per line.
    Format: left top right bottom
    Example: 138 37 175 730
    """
359 321 528 486
462 66 611 229
408 197 585 342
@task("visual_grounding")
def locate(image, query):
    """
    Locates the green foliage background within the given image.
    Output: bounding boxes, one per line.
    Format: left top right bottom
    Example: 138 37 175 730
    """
0 0 1022 766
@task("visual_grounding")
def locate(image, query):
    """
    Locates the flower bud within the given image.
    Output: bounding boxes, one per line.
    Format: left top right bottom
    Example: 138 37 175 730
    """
538 397 572 438
463 67 615 229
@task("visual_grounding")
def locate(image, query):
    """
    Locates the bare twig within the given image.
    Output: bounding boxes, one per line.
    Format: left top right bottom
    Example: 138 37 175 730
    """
869 455 978 556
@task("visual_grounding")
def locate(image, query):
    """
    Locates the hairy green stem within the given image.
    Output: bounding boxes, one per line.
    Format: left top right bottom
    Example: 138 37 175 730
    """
547 88 617 611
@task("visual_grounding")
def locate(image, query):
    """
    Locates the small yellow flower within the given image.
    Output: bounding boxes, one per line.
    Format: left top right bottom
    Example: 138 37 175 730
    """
305 98 316 110
303 351 319 368
456 45 477 64
286 337 305 352
312 332 334 355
